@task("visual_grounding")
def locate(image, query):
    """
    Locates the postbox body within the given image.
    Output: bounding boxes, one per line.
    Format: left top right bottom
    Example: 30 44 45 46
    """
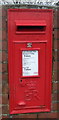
8 9 53 114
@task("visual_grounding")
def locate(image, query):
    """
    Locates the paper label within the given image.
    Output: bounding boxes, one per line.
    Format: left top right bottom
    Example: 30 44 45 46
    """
22 50 38 76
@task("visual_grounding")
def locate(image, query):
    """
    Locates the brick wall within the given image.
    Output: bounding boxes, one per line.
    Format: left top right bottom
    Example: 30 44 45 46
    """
0 5 2 120
0 5 59 119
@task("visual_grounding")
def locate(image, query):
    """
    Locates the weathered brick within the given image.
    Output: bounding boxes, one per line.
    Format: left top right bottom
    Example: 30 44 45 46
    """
0 51 2 62
52 103 59 111
0 84 2 94
2 51 8 61
38 112 57 118
0 18 2 25
0 95 2 104
52 93 59 101
2 73 8 81
53 82 59 91
57 71 59 81
54 16 59 28
54 29 59 39
57 50 59 60
53 83 58 91
57 40 59 49
0 105 2 117
12 114 37 118
0 116 2 120
2 40 8 50
0 63 2 72
2 115 9 119
0 74 2 84
54 10 59 28
53 40 57 49
0 41 2 50
2 63 8 73
2 19 7 30
2 7 7 17
54 51 57 61
2 30 7 40
2 94 9 104
2 83 8 94
53 61 57 71
2 105 9 114
53 71 57 81
0 32 2 41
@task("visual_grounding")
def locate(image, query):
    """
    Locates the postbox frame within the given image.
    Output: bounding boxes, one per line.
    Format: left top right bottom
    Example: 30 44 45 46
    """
8 9 53 114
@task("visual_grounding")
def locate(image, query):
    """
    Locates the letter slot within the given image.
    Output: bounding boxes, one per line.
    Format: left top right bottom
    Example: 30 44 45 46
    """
15 20 46 33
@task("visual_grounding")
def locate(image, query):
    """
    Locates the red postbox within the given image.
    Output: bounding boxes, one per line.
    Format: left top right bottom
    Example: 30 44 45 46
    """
8 9 53 114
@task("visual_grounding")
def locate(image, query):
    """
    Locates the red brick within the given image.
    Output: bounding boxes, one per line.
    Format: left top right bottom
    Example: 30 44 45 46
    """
2 30 7 40
2 41 8 50
57 92 59 100
57 71 59 81
0 34 2 41
12 114 37 118
2 73 8 81
2 63 8 73
53 61 57 71
57 113 59 118
2 105 9 114
0 95 2 104
0 5 2 11
2 51 7 61
54 29 59 39
55 10 59 16
57 51 59 60
0 74 2 84
0 22 2 30
0 84 2 94
0 116 2 120
54 16 59 28
2 115 9 119
57 83 59 91
2 83 8 94
0 105 2 116
0 41 2 50
0 52 2 62
53 40 57 49
38 112 57 118
53 71 57 81
52 103 59 111
54 10 59 28
2 94 8 104
53 82 59 91
57 10 59 15
2 19 7 30
54 18 57 28
52 93 59 101
52 55 54 63
57 18 59 28
2 7 7 17
57 40 59 49
54 51 57 61
0 63 2 72
0 23 2 41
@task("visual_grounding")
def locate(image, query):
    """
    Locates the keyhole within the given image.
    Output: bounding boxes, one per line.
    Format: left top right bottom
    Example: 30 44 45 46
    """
20 80 22 82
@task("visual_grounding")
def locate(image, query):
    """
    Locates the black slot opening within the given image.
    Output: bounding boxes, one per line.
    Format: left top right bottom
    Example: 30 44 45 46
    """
16 26 46 32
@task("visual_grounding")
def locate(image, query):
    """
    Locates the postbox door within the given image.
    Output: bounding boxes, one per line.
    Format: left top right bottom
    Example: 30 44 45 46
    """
11 41 46 113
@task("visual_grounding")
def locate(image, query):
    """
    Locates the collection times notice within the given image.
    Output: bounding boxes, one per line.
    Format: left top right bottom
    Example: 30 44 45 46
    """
22 50 38 76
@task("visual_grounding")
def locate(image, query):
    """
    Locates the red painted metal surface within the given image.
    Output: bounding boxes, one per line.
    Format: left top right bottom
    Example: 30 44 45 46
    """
8 9 53 114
